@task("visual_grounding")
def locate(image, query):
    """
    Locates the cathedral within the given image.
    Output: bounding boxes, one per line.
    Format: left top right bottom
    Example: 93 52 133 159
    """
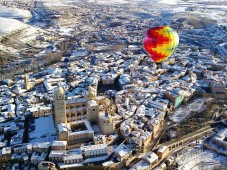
53 85 120 146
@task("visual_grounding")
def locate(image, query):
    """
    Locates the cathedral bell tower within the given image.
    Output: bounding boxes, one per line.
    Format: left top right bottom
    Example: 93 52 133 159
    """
54 85 67 127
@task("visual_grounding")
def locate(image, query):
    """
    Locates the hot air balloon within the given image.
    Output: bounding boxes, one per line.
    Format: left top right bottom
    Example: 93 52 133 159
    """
143 26 179 63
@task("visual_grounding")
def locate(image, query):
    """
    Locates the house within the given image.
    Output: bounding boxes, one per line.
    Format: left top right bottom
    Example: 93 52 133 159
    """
33 142 51 153
212 128 227 150
0 147 11 163
156 145 169 159
165 91 184 109
209 82 226 93
62 153 83 164
38 161 57 170
49 150 83 164
129 160 150 170
51 141 67 150
114 143 132 161
13 143 33 154
141 152 159 167
49 150 64 162
80 144 108 158
31 152 48 165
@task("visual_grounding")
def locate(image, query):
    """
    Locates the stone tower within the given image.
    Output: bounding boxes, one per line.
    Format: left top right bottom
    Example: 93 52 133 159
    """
54 85 67 127
85 85 98 122
98 106 115 135
87 100 99 123
24 74 31 90
86 85 97 100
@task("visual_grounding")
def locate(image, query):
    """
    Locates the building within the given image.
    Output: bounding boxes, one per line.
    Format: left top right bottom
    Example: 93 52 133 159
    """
24 74 31 90
49 150 64 162
93 135 107 145
147 100 168 112
49 150 83 164
98 111 116 135
38 161 57 170
54 85 67 127
66 98 87 122
101 74 117 85
222 112 227 120
129 160 150 170
85 87 117 135
130 152 159 170
62 153 83 164
156 145 169 159
55 84 117 145
212 128 227 150
51 141 67 150
12 163 20 170
118 74 131 89
28 105 52 118
58 120 94 146
141 152 159 167
13 143 33 154
114 143 132 161
209 82 226 93
44 78 67 94
165 91 184 109
87 100 99 123
0 147 11 163
153 162 167 170
165 156 174 166
147 114 164 138
80 144 108 158
33 142 51 153
31 152 48 165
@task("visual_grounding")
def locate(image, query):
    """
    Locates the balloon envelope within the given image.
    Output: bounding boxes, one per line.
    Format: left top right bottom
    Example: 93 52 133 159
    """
143 26 179 63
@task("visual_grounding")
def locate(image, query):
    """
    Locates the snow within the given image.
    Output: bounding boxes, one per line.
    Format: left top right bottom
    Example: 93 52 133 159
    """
0 5 31 19
83 154 110 163
19 27 39 43
87 0 128 4
58 163 82 169
158 0 180 4
172 7 187 13
0 17 27 36
0 44 19 55
176 149 227 170
169 98 207 123
29 115 57 143
217 42 227 56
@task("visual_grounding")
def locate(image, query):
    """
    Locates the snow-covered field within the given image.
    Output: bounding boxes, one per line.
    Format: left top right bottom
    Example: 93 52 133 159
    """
0 0 226 68
87 0 127 4
0 17 28 36
0 4 31 19
0 5 32 36
29 115 57 143
169 98 212 123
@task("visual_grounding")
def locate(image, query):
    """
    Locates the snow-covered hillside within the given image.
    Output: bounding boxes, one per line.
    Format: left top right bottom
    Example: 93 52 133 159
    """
0 4 31 19
0 17 27 36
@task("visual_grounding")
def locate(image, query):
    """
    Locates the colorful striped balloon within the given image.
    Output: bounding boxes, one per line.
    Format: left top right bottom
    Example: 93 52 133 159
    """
143 26 179 63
